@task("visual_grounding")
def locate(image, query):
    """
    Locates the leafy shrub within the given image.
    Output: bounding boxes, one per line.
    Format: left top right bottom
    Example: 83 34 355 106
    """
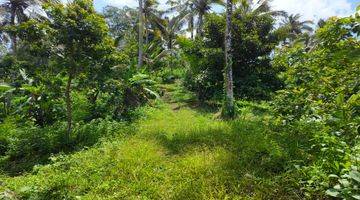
180 11 283 102
154 67 185 84
181 39 224 101
0 118 132 175
272 14 360 198
326 143 360 199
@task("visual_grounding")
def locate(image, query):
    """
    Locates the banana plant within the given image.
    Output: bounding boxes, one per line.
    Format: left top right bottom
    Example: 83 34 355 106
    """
0 68 47 124
129 73 160 100
0 82 14 115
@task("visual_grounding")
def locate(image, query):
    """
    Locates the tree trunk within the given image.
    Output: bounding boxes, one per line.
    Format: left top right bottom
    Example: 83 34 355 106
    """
197 12 204 38
65 70 74 140
138 0 144 68
144 14 150 45
3 98 6 115
189 14 194 40
222 0 235 119
89 89 99 105
168 35 173 68
145 28 149 44
168 36 172 50
145 15 149 44
10 6 17 53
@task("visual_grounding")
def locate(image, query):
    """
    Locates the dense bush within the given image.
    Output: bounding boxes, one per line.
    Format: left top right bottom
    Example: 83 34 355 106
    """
0 117 132 175
179 38 224 101
0 0 358 198
0 0 162 176
181 11 283 101
272 14 360 198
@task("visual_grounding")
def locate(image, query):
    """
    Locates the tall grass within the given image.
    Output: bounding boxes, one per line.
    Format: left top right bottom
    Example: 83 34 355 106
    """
0 103 304 199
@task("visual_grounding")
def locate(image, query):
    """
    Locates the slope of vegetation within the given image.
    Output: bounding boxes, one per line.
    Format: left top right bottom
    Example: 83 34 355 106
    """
0 82 303 199
0 0 359 199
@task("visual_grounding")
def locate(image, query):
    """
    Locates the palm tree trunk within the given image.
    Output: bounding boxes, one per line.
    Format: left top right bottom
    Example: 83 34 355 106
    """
145 27 149 44
65 70 74 141
189 14 194 40
222 0 235 119
138 0 144 68
168 35 173 67
145 15 149 44
10 6 17 53
168 36 172 50
3 98 7 115
197 12 204 38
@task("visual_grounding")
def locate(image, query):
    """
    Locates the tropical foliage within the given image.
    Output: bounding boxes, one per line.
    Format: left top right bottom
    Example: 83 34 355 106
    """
0 0 358 199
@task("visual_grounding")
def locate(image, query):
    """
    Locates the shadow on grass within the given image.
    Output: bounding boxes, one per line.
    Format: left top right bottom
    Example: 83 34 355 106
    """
152 119 288 176
163 83 220 115
150 118 305 199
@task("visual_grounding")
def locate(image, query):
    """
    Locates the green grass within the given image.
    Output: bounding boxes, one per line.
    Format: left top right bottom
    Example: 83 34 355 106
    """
0 83 305 199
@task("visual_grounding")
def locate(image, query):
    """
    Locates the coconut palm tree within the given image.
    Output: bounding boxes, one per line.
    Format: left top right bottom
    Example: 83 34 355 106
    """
172 0 196 39
280 13 313 42
0 9 10 47
291 18 327 50
153 12 187 51
0 0 51 52
167 0 196 39
143 0 160 44
193 0 224 38
234 0 286 17
138 0 144 68
149 11 188 68
221 0 235 119
317 18 326 28
167 0 223 38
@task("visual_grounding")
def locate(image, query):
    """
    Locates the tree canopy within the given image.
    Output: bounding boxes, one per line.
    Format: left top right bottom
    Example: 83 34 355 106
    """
0 1 359 199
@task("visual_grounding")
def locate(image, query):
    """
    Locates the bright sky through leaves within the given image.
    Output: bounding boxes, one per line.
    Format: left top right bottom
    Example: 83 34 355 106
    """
93 0 358 22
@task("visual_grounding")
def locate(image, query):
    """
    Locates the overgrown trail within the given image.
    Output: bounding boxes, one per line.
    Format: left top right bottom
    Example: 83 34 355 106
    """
1 82 302 199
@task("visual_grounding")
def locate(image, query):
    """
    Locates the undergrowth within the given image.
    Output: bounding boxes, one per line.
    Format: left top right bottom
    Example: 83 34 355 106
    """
0 85 307 199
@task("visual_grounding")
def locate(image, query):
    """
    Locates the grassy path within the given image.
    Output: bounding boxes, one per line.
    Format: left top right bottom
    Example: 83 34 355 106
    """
0 82 302 199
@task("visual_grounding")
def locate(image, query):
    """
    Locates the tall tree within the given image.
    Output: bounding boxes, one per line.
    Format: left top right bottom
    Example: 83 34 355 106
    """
0 0 50 52
47 0 113 138
153 13 187 50
317 18 326 28
168 0 223 38
193 0 223 38
221 0 235 118
143 0 159 44
280 13 313 42
167 0 195 39
102 6 137 41
188 4 195 39
234 0 286 17
138 0 144 68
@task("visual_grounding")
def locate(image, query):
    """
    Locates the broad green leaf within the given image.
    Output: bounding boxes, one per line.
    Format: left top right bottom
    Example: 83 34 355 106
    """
336 93 345 106
353 195 360 200
349 170 360 182
0 83 12 92
339 179 350 187
347 93 360 105
334 184 341 190
144 87 160 99
329 174 339 178
326 189 339 197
